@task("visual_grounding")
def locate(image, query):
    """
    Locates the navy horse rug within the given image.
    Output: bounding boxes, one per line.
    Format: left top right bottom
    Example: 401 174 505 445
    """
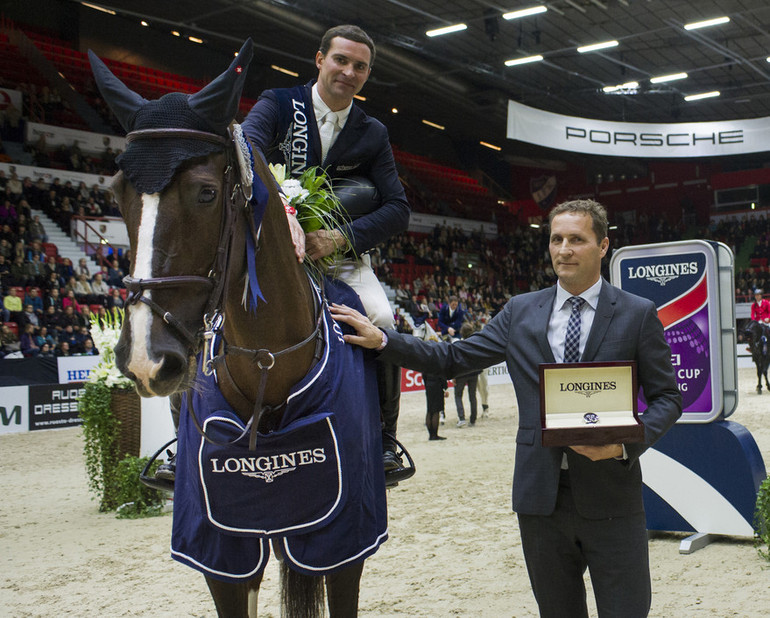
171 281 388 581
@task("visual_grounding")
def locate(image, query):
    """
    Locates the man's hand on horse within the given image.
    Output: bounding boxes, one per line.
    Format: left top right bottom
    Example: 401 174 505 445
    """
285 210 306 263
306 229 348 261
330 304 384 349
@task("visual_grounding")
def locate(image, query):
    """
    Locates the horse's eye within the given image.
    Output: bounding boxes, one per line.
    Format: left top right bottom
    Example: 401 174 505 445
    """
199 187 217 204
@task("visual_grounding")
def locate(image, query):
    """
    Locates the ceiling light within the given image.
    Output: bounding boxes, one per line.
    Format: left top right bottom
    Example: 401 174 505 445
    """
480 141 501 151
171 30 181 37
422 119 445 130
80 2 116 15
530 223 540 229
354 94 366 102
140 20 149 27
426 24 467 37
392 108 399 114
271 64 299 77
650 72 688 84
577 40 619 53
603 81 638 93
503 6 547 20
684 16 730 30
684 91 720 102
504 54 544 67
188 36 204 44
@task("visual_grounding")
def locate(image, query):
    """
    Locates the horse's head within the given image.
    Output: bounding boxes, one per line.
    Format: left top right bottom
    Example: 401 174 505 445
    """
90 41 253 397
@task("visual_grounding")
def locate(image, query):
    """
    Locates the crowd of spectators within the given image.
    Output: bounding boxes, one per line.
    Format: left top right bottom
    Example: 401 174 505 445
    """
375 211 770 336
0 169 127 358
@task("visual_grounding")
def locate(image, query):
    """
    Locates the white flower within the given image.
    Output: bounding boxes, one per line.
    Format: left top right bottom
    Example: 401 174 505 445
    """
281 178 309 204
88 310 133 389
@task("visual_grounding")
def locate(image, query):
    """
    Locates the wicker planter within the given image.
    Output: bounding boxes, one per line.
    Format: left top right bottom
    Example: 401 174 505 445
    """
111 388 141 459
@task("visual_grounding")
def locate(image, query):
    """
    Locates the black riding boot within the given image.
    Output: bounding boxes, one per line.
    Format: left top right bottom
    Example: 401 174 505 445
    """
378 360 415 486
154 393 181 484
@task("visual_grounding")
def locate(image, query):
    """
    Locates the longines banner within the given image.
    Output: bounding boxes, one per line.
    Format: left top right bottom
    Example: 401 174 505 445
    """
507 100 770 157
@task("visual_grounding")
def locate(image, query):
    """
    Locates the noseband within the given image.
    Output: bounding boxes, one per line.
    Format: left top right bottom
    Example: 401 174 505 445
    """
122 128 238 352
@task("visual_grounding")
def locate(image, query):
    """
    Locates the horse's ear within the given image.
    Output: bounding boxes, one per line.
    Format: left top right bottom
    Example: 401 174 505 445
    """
88 50 148 132
188 38 253 135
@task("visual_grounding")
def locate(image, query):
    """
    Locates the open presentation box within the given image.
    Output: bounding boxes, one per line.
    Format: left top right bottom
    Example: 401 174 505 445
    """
539 361 645 447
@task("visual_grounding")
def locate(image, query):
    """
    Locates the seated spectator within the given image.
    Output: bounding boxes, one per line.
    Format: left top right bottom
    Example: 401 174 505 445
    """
0 199 17 227
57 257 74 282
80 335 97 356
25 254 46 286
3 286 23 322
20 323 40 357
61 290 81 314
106 258 124 287
107 287 124 311
44 270 61 295
20 304 39 328
35 325 55 348
76 257 90 278
38 342 55 358
0 255 9 288
437 295 466 338
55 340 72 357
73 273 93 303
44 286 62 311
90 273 109 299
41 305 62 333
0 323 20 355
29 215 48 242
9 256 27 286
24 287 43 314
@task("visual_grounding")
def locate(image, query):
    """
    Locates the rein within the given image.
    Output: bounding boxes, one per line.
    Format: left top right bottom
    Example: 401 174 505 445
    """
123 126 323 449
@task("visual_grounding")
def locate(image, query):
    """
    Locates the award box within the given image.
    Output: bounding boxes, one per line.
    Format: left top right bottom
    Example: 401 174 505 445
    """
539 361 644 447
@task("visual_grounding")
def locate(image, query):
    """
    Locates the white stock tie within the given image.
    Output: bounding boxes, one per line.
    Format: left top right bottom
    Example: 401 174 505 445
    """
319 111 338 163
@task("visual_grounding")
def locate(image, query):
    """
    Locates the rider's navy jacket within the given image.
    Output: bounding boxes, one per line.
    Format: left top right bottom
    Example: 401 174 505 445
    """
241 82 410 255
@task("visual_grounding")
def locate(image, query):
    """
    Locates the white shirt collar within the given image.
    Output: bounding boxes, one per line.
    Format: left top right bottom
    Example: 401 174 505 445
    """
312 83 352 128
555 278 602 311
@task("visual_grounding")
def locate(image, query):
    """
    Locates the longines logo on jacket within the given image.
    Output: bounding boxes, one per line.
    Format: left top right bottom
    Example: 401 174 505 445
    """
209 448 327 483
278 97 310 175
560 381 617 398
626 261 698 286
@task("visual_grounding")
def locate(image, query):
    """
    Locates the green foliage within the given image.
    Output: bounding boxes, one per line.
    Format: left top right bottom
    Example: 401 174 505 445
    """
79 380 120 511
755 475 770 561
114 456 165 519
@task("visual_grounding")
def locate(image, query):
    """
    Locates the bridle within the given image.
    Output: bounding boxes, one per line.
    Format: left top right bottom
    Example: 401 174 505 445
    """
121 126 324 449
122 128 235 350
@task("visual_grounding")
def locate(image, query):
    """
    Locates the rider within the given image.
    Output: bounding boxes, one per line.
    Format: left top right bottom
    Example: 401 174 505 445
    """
240 25 412 485
750 288 770 323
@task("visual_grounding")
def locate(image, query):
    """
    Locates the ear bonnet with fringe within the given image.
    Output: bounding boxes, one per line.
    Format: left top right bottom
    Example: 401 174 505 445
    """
89 39 253 194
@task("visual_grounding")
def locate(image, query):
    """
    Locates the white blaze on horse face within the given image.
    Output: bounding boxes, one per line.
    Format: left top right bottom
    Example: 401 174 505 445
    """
127 193 164 389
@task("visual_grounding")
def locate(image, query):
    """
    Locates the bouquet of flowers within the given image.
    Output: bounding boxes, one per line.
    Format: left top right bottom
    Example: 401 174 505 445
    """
269 163 353 271
88 309 133 389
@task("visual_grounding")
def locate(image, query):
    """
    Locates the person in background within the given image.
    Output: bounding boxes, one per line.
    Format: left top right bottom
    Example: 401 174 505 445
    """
750 288 770 323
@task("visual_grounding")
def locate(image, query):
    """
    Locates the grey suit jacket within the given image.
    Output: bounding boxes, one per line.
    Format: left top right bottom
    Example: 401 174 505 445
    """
379 279 682 519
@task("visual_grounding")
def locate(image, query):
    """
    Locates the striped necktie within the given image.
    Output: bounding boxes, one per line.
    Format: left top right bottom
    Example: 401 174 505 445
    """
563 296 585 363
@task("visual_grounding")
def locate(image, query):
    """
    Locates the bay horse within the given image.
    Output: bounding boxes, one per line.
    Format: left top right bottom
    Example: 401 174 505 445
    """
89 40 386 617
744 319 770 394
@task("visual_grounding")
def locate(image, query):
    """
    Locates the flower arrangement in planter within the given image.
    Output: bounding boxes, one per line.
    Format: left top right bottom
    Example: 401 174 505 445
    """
78 309 163 516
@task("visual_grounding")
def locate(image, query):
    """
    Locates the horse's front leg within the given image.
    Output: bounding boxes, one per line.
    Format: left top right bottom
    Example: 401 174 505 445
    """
325 561 365 618
205 573 263 618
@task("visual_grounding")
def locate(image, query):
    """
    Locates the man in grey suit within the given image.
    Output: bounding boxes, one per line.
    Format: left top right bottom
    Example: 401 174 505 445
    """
332 199 682 617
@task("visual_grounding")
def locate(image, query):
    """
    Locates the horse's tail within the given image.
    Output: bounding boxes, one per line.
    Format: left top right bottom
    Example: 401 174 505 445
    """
280 562 324 618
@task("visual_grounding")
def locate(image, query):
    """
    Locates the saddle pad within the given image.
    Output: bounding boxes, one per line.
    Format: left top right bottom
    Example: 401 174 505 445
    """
199 410 347 536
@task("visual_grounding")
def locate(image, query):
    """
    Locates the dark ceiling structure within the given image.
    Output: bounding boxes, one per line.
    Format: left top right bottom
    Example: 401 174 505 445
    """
59 0 770 163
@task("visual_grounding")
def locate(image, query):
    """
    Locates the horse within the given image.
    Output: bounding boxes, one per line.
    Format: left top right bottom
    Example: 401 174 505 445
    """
89 40 387 618
744 319 770 394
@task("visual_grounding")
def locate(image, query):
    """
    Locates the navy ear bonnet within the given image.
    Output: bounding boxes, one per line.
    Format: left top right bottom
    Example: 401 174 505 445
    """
89 39 253 193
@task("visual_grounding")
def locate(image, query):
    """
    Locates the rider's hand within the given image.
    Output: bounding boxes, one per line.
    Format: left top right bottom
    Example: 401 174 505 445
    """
285 210 305 263
306 229 348 261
